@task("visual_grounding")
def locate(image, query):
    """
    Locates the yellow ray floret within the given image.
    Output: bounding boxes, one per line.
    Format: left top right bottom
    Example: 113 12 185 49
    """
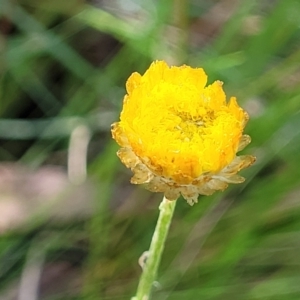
112 61 255 205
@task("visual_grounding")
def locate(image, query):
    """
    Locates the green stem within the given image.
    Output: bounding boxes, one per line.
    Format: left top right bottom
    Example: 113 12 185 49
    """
132 196 177 300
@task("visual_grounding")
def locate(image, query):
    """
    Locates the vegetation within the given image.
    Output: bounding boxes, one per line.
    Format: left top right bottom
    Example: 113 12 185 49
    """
0 0 300 299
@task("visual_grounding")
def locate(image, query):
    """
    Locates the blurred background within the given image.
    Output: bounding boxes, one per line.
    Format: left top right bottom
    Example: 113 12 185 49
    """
1 0 300 299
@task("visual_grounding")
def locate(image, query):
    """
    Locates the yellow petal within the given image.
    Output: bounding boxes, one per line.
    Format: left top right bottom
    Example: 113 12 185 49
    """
111 60 255 204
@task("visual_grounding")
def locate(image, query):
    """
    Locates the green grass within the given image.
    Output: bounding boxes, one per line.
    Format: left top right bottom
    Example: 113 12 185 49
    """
1 0 300 299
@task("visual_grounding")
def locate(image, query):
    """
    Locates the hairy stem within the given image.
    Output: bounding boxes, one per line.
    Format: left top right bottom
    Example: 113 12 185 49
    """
132 197 177 300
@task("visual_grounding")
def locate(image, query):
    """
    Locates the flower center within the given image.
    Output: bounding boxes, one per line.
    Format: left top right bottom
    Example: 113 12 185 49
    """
166 107 217 146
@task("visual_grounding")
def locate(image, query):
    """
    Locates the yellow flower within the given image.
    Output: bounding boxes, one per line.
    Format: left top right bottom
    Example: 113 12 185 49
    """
112 61 255 205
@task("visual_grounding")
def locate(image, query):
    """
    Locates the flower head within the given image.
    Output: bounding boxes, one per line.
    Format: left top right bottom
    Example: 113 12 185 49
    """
112 61 255 205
